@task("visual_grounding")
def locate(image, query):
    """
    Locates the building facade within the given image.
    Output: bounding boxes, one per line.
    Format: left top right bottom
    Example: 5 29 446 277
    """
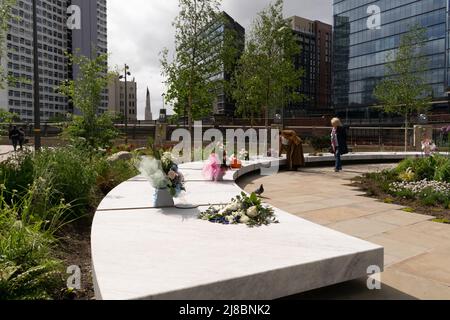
287 16 333 117
333 0 450 121
210 12 245 117
107 76 137 122
0 0 107 121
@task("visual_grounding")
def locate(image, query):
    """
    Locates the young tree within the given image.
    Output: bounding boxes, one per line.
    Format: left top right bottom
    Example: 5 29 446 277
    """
161 0 224 131
374 26 431 151
232 0 303 130
59 53 118 149
0 0 16 88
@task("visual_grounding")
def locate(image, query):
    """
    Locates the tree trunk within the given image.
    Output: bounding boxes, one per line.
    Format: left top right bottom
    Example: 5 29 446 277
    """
404 113 409 152
264 106 269 132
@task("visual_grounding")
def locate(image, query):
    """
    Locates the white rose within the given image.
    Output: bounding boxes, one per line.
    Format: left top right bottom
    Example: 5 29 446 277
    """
225 201 240 212
239 214 251 224
226 216 235 223
246 206 259 218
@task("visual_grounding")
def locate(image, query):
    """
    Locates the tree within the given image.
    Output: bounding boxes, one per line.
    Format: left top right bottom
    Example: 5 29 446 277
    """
0 108 19 136
232 0 303 130
161 0 226 131
59 53 118 149
0 0 16 88
374 26 432 151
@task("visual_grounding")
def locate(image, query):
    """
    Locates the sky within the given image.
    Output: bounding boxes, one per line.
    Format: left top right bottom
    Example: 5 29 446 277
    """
107 0 333 120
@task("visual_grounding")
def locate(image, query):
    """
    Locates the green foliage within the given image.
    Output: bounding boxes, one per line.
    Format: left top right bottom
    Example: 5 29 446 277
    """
0 0 16 88
0 186 65 300
32 147 98 216
0 144 140 299
94 157 138 195
0 151 35 202
59 53 118 148
373 25 431 150
161 0 225 128
396 155 450 182
433 218 450 224
434 160 450 182
232 0 303 127
418 188 449 207
0 109 20 136
309 136 330 152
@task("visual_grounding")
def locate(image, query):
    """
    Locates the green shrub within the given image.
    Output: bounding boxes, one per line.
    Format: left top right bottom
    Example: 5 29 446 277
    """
0 151 34 202
418 188 449 207
434 160 450 183
396 156 450 181
309 136 330 152
94 157 138 196
0 189 64 300
32 146 98 216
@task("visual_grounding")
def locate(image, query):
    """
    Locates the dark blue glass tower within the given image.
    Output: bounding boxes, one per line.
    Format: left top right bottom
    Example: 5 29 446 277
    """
333 0 450 121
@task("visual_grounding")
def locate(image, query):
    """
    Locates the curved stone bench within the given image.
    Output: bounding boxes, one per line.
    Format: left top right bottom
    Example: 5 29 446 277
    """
91 152 427 300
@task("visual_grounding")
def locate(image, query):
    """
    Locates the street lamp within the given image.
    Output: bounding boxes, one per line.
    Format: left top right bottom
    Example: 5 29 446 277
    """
277 26 289 129
32 0 41 150
119 64 131 144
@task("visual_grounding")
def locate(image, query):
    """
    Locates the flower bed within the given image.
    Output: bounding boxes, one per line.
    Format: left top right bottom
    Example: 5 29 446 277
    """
354 154 450 222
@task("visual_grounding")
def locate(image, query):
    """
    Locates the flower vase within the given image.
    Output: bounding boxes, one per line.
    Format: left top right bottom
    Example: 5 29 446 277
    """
153 188 174 208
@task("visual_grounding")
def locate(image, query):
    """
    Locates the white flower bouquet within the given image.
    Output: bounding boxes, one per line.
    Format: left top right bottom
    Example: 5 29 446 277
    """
138 152 185 197
199 192 278 227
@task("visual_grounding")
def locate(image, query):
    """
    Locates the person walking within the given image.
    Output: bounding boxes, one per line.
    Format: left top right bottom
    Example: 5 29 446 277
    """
331 118 349 172
8 126 20 152
18 127 25 151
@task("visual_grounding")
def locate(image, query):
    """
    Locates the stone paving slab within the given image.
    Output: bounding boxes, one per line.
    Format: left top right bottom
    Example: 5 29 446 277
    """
238 165 450 299
367 211 432 227
329 217 399 239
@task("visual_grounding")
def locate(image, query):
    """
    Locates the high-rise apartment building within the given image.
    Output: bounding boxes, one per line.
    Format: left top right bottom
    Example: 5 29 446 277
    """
210 12 245 117
107 76 137 122
333 0 449 120
0 0 107 121
287 16 333 117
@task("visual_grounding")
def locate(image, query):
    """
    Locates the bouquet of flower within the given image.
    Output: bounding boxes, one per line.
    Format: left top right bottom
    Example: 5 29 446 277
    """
202 153 228 181
138 152 185 197
199 192 278 227
421 138 437 156
238 148 249 161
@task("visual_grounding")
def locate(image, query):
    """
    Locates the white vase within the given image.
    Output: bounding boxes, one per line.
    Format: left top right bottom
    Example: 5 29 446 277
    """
153 188 174 208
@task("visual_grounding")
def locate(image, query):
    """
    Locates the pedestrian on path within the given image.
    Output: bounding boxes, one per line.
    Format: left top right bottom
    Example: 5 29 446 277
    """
331 118 349 172
280 130 305 171
8 126 21 152
18 127 25 150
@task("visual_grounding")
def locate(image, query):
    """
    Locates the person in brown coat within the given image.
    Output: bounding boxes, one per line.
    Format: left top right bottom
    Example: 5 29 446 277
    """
280 130 305 171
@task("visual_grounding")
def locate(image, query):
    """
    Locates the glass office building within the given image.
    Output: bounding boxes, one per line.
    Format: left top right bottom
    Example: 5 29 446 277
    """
333 0 450 120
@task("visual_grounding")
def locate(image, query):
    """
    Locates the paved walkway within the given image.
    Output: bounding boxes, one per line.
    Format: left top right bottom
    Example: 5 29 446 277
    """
0 145 14 162
238 164 450 300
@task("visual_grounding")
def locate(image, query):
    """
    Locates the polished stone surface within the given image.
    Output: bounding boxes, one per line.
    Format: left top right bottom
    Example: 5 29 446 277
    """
91 155 400 300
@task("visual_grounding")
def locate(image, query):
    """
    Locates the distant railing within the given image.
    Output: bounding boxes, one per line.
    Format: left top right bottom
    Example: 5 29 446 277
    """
1 122 449 152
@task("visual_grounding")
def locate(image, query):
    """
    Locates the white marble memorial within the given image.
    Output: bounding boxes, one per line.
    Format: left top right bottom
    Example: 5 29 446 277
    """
91 153 426 300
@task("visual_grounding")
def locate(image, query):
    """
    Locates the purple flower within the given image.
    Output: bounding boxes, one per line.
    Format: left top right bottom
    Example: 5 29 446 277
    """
441 126 450 134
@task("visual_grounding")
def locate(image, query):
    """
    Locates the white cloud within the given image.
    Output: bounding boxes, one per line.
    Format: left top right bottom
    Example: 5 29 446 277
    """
107 0 332 120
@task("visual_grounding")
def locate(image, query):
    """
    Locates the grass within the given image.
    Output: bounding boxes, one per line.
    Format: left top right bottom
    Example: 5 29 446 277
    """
0 146 140 299
432 218 450 224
